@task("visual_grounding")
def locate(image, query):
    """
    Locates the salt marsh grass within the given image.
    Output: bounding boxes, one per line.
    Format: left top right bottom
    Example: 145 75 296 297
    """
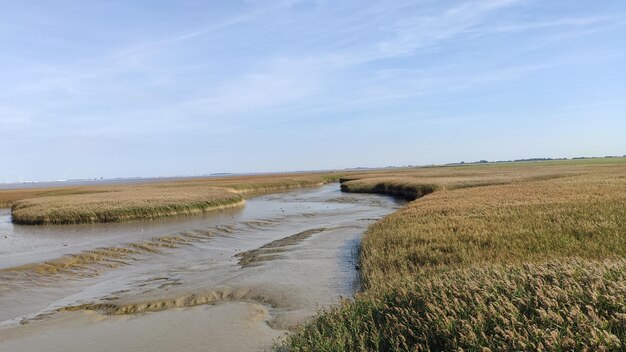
11 187 243 225
281 159 626 351
5 173 341 225
284 259 626 351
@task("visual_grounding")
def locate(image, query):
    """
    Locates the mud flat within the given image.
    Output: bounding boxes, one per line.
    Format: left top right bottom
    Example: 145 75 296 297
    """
0 184 403 351
0 303 284 352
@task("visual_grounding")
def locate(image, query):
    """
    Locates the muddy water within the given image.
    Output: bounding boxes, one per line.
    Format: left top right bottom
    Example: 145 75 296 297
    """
0 184 403 351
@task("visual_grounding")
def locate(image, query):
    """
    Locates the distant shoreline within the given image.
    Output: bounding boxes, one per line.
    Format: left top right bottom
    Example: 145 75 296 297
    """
4 155 623 190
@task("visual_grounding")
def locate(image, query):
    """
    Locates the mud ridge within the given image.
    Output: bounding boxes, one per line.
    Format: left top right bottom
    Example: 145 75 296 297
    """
59 286 295 316
0 229 218 282
235 228 326 267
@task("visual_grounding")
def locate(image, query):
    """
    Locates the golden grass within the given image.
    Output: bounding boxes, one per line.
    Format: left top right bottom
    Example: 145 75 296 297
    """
5 172 343 225
359 170 626 288
11 187 244 225
280 159 626 351
0 187 109 208
284 259 626 351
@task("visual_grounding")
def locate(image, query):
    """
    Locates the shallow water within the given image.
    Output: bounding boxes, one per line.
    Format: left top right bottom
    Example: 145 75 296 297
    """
0 184 403 351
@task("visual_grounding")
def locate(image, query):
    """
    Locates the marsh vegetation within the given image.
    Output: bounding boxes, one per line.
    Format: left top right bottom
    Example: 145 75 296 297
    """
3 173 341 225
2 159 624 350
281 159 626 351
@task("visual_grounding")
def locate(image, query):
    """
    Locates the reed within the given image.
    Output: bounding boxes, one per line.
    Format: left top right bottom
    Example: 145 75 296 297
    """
0 187 106 208
11 187 244 225
283 259 626 351
280 159 626 351
2 173 343 225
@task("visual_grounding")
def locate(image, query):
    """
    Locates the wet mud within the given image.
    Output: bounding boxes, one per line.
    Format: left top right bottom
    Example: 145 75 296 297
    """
0 185 403 351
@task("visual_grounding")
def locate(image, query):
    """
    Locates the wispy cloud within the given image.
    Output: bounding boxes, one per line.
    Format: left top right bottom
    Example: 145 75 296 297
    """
470 14 624 33
375 0 522 57
108 4 279 68
1 0 625 179
174 57 327 116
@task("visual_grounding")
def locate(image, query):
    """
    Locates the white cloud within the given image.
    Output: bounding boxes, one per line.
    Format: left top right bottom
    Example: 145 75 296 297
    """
376 0 523 57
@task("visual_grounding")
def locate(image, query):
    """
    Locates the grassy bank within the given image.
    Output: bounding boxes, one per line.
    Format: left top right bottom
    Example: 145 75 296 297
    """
5 173 341 225
281 159 626 351
284 259 625 351
11 187 244 225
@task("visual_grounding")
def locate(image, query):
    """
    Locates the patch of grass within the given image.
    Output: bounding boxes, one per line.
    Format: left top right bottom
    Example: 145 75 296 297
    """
280 159 626 351
3 173 343 225
283 259 626 351
358 171 626 288
341 178 439 200
11 187 245 225
0 187 110 208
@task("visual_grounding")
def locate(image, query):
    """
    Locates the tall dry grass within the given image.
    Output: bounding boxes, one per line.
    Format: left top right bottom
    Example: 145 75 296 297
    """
11 187 244 225
359 170 626 288
0 187 108 208
6 173 343 225
283 259 625 351
281 159 626 351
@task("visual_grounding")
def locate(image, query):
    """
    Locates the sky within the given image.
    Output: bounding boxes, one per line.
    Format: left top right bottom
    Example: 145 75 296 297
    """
1 0 625 182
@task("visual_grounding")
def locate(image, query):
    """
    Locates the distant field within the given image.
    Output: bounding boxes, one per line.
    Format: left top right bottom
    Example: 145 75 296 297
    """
3 173 342 225
281 158 626 351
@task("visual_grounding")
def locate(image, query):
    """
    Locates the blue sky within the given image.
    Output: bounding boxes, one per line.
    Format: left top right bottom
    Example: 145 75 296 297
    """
1 0 625 181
